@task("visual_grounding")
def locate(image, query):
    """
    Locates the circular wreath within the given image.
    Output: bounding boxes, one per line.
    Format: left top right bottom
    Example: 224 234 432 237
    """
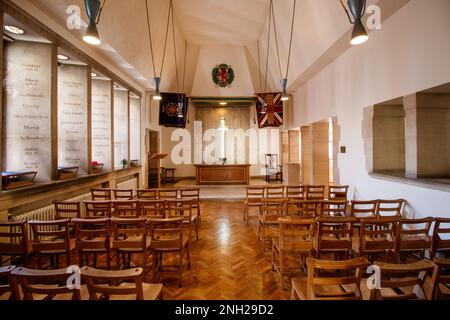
212 64 235 88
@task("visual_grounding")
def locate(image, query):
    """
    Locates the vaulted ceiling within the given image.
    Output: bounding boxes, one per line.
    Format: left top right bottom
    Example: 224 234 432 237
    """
24 0 409 95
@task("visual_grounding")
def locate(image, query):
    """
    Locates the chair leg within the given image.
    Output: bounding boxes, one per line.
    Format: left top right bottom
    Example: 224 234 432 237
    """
187 246 191 269
179 251 183 288
106 251 111 270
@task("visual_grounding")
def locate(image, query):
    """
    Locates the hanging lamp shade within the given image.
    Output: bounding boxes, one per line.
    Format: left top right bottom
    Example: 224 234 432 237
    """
153 77 162 100
347 0 369 45
281 78 289 101
83 0 102 45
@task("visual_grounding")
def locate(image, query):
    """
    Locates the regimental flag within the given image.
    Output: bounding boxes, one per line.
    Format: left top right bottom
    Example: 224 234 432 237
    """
159 93 188 128
256 92 283 128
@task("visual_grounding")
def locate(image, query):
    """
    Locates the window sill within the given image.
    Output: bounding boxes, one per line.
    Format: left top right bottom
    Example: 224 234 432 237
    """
369 172 450 193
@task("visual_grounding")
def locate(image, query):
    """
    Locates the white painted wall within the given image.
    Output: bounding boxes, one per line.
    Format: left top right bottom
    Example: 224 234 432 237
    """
291 0 450 218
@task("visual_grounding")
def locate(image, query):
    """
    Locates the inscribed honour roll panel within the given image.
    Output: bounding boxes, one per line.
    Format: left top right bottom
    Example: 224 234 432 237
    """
113 90 129 168
3 41 52 182
91 79 112 171
58 64 88 175
130 98 141 162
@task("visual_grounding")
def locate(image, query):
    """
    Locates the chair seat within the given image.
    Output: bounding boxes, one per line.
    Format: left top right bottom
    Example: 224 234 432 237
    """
292 277 360 300
54 283 163 300
113 236 152 252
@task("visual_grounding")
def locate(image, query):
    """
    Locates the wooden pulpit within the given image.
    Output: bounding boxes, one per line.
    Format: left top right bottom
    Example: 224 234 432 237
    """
150 153 168 188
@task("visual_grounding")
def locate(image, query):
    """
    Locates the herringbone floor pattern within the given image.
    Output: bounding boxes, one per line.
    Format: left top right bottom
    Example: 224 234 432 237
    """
162 202 290 300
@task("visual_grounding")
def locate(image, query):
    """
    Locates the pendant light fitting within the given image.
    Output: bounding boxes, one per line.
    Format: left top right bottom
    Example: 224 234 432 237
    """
340 0 369 45
83 0 106 46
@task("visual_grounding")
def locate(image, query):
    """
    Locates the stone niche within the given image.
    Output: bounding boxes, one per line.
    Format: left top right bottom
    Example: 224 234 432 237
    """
91 79 112 171
113 90 129 168
3 41 53 183
57 64 88 175
130 97 141 162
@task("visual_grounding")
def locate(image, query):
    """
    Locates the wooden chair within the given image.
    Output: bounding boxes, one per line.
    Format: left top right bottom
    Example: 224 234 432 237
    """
158 188 179 200
376 199 405 218
359 217 397 263
350 200 378 233
84 200 113 218
139 200 166 219
0 265 16 300
317 217 355 260
113 189 134 200
370 259 435 300
112 200 140 218
431 257 450 300
291 257 369 300
287 199 319 217
396 217 434 262
272 217 315 290
29 219 73 268
318 200 348 217
258 198 287 251
10 267 81 300
167 199 198 241
80 266 163 300
180 187 201 223
73 218 112 270
53 201 81 220
148 216 190 287
0 221 29 267
306 185 325 200
285 185 305 200
90 188 112 201
243 186 265 227
111 218 151 277
328 185 349 201
431 218 450 259
136 189 158 200
266 186 285 198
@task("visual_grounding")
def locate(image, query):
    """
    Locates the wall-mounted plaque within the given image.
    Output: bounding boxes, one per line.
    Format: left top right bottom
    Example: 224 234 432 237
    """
114 90 129 168
3 41 53 183
91 79 112 171
130 98 141 163
58 64 88 175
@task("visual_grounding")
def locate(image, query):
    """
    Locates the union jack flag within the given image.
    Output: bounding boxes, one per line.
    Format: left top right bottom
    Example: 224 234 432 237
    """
256 92 283 128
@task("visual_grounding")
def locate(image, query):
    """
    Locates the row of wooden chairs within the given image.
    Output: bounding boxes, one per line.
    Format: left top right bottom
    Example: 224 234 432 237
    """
270 215 450 289
91 187 200 201
245 185 350 201
0 265 163 300
290 257 450 300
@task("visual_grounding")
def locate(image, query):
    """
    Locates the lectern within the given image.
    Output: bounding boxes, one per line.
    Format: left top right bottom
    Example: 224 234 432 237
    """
150 153 168 188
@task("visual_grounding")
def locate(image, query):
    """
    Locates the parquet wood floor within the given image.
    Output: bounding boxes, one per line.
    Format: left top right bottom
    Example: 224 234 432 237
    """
161 202 290 300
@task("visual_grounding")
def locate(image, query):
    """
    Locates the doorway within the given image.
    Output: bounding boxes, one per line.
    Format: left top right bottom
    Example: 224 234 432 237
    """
146 130 160 188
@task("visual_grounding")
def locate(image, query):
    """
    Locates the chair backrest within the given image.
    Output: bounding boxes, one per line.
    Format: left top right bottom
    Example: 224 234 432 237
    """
0 221 28 261
10 267 81 300
278 217 315 251
0 265 16 299
376 199 405 218
80 266 145 300
370 260 435 300
53 201 81 220
262 198 288 220
359 217 397 254
136 189 158 200
84 200 113 218
306 185 326 200
112 200 140 218
317 217 354 254
318 200 348 217
180 187 200 201
90 188 112 201
167 199 194 236
304 257 369 300
285 185 305 200
72 218 111 252
111 218 148 250
148 217 185 251
138 200 166 219
397 217 434 252
432 218 450 258
113 189 134 200
29 219 71 253
431 257 450 300
266 186 285 198
245 186 265 203
328 185 349 201
158 188 179 200
350 200 378 220
287 199 319 217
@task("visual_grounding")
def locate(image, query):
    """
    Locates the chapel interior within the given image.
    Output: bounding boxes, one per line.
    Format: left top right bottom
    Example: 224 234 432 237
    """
0 0 450 301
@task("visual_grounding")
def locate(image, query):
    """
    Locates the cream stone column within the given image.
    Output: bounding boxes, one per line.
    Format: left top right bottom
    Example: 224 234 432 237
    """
301 126 313 185
403 94 418 179
312 122 330 186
